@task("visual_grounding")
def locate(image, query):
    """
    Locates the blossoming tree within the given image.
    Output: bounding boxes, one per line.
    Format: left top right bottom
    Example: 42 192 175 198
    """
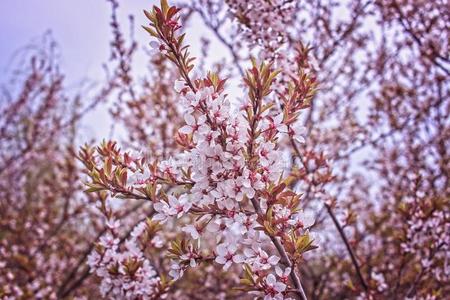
1 0 448 299
80 1 320 299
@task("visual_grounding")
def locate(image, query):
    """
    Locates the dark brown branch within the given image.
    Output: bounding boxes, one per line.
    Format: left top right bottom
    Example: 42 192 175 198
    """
290 137 368 293
324 203 369 292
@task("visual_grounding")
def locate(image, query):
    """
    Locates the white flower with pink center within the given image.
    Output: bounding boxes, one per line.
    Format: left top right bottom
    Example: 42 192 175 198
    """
182 224 202 240
244 247 280 270
215 243 245 270
288 211 315 229
263 274 286 300
275 266 292 284
153 195 191 223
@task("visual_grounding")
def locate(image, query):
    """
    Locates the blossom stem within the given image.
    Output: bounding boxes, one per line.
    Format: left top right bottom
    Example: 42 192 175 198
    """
249 196 307 300
246 86 307 299
166 42 197 93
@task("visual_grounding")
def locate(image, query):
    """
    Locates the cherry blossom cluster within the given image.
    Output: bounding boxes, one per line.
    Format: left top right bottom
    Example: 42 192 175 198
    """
87 213 167 299
155 75 315 273
80 1 318 299
224 0 295 60
401 196 449 282
139 66 316 298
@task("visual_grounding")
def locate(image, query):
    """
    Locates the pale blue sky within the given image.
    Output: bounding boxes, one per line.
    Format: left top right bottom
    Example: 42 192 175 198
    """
0 0 159 83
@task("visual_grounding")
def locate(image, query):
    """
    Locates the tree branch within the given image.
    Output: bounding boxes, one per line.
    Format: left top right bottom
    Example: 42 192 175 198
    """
290 138 368 292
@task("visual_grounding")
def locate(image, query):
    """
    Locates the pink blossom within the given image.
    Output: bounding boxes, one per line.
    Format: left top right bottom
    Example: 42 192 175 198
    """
174 79 186 93
182 224 201 240
244 247 280 271
263 274 286 300
215 243 245 270
275 266 291 283
153 195 192 223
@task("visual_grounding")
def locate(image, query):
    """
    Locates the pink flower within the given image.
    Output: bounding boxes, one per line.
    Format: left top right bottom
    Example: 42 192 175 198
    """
262 114 287 138
169 261 184 279
170 194 192 217
153 195 191 223
215 243 245 270
288 122 307 144
182 90 202 107
231 213 258 235
263 274 286 300
275 266 291 284
210 96 230 124
182 224 201 239
224 176 255 202
180 251 198 268
151 235 164 248
148 40 162 55
153 201 171 223
98 233 119 250
244 247 280 270
105 218 120 231
174 79 186 93
159 157 179 179
258 142 277 167
288 211 315 229
179 114 208 135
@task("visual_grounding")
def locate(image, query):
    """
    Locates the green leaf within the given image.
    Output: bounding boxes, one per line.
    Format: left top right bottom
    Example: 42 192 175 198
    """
84 183 105 193
160 0 169 16
143 10 154 21
142 25 157 37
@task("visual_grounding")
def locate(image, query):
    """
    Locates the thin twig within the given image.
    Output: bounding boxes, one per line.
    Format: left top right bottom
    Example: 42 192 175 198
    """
324 203 369 292
290 138 368 292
